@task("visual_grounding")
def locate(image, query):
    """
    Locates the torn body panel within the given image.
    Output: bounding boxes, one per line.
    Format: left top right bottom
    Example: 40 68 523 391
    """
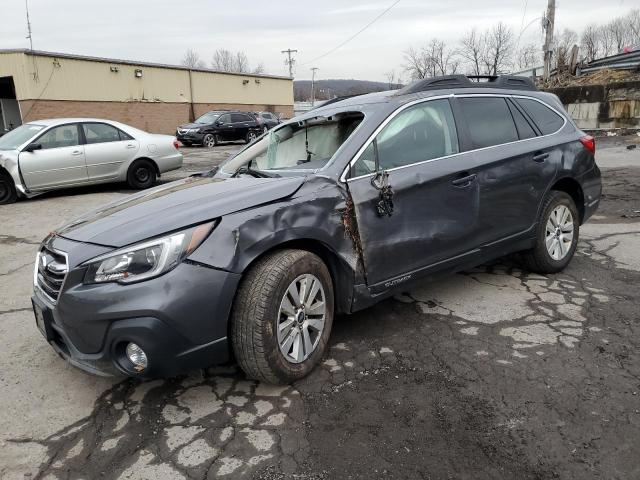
0 150 27 196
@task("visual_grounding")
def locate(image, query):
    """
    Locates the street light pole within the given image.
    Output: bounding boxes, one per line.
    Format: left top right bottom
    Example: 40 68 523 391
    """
310 67 319 107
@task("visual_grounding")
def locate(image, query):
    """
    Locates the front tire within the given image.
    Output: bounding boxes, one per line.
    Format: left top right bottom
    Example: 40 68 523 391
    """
520 190 579 274
202 134 217 148
0 172 18 204
231 249 334 384
126 159 157 189
245 130 258 144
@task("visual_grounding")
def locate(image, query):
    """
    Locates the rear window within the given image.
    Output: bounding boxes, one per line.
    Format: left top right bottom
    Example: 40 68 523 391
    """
507 101 537 140
515 98 564 135
459 97 518 149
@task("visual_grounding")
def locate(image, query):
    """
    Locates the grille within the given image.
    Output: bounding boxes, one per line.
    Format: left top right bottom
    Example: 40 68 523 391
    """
36 247 68 303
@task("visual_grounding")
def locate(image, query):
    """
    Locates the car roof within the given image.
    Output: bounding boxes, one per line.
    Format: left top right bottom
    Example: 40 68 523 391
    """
26 118 122 126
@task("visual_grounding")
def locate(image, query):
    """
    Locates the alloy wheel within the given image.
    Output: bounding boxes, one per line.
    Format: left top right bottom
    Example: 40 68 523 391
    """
0 180 8 202
204 134 215 148
277 274 326 364
248 132 257 142
545 205 574 260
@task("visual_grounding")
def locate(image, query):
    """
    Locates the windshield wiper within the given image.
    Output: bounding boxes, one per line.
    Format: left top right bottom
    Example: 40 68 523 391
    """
231 159 277 178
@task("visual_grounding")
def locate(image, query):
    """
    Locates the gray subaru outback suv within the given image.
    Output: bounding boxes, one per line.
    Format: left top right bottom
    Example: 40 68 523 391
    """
32 75 601 384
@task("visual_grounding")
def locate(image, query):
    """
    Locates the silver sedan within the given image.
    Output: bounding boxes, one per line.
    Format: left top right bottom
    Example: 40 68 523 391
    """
0 118 183 204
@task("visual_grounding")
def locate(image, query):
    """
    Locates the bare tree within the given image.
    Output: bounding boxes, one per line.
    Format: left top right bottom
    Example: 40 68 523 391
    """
581 24 600 62
607 17 631 53
459 29 485 76
515 43 540 70
210 49 264 74
482 22 514 75
629 9 640 45
252 63 265 75
181 49 205 69
403 46 431 80
384 69 397 90
553 28 578 70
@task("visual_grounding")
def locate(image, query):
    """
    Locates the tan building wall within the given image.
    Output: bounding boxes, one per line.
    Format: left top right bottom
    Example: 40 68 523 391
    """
0 50 294 134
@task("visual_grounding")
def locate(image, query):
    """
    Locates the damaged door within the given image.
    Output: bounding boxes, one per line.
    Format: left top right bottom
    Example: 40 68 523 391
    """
345 98 481 289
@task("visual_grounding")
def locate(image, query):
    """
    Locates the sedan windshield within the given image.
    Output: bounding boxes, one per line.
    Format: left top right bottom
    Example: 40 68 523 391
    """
0 124 45 151
220 112 364 175
195 113 221 124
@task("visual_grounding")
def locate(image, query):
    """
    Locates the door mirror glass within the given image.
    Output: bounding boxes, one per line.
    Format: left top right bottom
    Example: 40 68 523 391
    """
23 142 42 152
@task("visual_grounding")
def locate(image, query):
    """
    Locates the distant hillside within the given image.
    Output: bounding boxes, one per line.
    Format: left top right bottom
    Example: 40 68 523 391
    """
294 79 402 101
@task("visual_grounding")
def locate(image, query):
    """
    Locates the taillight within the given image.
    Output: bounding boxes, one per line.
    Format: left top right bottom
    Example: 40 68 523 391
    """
173 139 180 150
580 135 595 154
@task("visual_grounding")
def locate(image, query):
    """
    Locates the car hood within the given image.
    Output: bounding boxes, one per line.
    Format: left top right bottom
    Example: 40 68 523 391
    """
178 123 208 129
56 175 306 248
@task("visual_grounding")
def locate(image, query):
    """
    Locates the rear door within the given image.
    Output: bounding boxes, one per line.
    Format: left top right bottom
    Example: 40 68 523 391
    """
217 114 234 141
231 113 251 140
81 122 139 181
19 123 88 189
454 95 557 246
346 98 481 289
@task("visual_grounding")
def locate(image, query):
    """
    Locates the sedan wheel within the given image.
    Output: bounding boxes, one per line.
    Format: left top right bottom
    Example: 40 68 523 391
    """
203 134 216 148
126 159 157 189
0 174 17 205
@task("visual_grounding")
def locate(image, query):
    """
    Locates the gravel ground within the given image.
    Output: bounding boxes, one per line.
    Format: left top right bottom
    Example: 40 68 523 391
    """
0 137 639 480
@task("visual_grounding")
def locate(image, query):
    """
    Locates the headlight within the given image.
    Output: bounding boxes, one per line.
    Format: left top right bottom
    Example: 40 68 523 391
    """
83 221 215 284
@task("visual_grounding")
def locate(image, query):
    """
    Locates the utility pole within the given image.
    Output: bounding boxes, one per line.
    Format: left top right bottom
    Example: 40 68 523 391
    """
542 0 555 81
25 0 33 50
310 67 319 106
281 49 298 78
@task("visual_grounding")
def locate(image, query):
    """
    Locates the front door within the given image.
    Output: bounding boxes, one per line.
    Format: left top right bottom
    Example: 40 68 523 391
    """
230 113 251 141
19 123 88 190
346 98 481 289
81 122 139 181
216 114 234 141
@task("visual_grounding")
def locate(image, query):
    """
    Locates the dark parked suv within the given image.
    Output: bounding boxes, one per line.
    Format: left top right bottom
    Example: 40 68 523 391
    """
32 75 601 384
176 111 262 147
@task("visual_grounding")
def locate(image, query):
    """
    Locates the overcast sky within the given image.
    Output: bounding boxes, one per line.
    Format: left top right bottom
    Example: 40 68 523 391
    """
1 0 635 81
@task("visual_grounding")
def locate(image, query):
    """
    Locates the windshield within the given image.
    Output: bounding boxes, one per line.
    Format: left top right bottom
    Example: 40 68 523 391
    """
195 112 221 124
0 124 45 151
220 112 364 175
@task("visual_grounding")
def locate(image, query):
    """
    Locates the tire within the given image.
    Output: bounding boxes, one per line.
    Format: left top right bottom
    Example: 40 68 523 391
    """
0 172 18 205
231 249 334 384
126 159 157 189
519 190 579 274
202 134 217 148
245 130 258 144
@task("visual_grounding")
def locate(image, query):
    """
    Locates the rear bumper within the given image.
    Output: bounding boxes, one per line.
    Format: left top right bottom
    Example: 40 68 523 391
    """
32 254 241 378
157 152 183 174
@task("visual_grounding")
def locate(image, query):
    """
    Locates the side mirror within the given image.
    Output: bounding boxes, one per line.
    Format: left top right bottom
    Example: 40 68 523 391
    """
23 143 42 153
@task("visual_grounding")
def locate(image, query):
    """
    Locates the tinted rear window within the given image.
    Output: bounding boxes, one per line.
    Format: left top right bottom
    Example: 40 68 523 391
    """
515 98 564 135
507 101 537 140
459 97 518 149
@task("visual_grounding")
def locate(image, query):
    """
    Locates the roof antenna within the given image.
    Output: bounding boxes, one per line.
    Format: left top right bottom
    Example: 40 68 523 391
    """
25 0 33 51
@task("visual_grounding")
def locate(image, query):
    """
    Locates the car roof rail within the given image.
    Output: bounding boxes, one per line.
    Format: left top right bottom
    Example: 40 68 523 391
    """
396 74 536 95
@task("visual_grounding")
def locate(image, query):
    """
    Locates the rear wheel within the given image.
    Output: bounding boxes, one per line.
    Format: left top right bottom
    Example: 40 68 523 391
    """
0 172 17 204
231 249 334 384
245 130 258 144
519 190 579 274
203 134 217 148
126 159 157 189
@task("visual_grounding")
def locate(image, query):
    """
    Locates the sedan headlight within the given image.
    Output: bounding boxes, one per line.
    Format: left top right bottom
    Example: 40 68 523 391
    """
83 222 215 284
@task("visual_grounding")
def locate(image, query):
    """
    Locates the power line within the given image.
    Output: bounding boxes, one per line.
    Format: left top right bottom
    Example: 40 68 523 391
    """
300 0 402 66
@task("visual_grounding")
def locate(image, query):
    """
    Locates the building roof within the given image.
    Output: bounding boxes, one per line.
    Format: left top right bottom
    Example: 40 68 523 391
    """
0 49 292 81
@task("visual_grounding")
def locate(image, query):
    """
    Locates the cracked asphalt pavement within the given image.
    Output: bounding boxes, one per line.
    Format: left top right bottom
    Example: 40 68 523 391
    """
1 137 639 479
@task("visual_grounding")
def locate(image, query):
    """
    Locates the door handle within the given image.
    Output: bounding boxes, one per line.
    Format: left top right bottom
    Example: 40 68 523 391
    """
451 173 477 187
71 150 83 156
533 152 549 162
126 144 136 149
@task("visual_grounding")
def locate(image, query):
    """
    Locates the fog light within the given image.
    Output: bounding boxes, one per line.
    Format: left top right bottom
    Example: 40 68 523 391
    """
125 343 148 372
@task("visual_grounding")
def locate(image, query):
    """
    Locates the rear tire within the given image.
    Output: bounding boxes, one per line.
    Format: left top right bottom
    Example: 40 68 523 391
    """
0 172 17 204
126 159 157 189
519 190 579 274
231 249 334 384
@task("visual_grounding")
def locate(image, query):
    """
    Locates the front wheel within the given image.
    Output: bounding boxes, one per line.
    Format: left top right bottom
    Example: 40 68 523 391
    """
202 134 217 148
0 172 18 204
519 190 579 274
245 131 258 144
126 159 157 189
231 249 334 384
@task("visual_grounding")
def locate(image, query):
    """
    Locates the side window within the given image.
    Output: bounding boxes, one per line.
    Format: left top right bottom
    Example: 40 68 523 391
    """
218 114 231 124
82 123 122 144
507 101 537 140
231 113 247 123
515 98 564 135
38 124 80 150
118 129 134 141
459 97 518 149
351 99 458 174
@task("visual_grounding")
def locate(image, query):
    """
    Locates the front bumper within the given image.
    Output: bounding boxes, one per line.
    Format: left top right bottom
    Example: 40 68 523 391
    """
176 131 205 144
32 238 241 378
